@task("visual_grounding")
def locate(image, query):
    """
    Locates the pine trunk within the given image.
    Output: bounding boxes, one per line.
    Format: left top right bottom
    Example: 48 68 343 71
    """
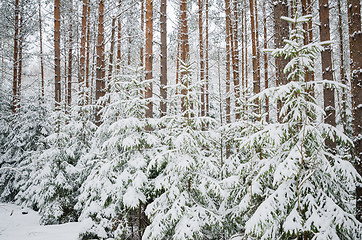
95 0 105 125
145 0 153 118
160 0 167 117
39 0 45 99
180 0 190 116
348 0 362 222
12 0 19 113
67 0 73 111
198 0 205 118
54 0 61 108
319 0 336 148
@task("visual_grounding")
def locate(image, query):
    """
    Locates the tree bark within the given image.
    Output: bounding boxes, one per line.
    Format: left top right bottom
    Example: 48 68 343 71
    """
39 0 45 99
180 0 190 116
263 0 269 122
348 0 362 222
250 0 259 114
12 0 19 113
232 0 240 120
198 0 205 118
145 0 153 118
319 0 336 148
225 0 231 124
95 0 106 125
274 0 289 122
160 0 167 117
54 0 61 108
67 0 73 111
80 0 88 101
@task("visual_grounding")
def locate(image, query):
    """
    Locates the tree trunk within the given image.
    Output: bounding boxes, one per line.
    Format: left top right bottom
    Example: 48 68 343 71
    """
39 0 45 99
80 0 88 102
145 0 153 118
108 17 116 91
263 0 269 122
274 0 289 121
225 0 231 124
348 0 362 222
95 0 106 125
319 0 336 148
17 2 23 108
67 0 73 111
179 0 190 116
160 0 167 117
117 0 122 72
198 0 205 118
12 0 19 113
54 0 61 108
250 0 259 114
232 0 240 120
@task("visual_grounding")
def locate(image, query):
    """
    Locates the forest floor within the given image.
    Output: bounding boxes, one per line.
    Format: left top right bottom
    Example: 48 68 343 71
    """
0 203 82 240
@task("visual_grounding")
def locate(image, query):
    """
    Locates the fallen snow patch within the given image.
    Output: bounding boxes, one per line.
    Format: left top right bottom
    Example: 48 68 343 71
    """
0 203 82 240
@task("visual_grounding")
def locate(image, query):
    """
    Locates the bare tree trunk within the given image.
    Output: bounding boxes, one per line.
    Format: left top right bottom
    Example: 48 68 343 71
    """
80 0 88 102
145 0 153 118
263 0 269 122
160 0 167 117
179 0 190 117
348 0 362 222
198 0 205 119
117 0 122 72
86 2 90 104
95 0 105 125
338 0 347 131
108 17 116 92
12 0 19 113
67 0 73 111
274 0 289 121
205 0 209 117
39 0 45 99
17 2 23 108
54 0 61 108
319 0 336 148
232 0 240 120
250 0 259 114
225 0 231 125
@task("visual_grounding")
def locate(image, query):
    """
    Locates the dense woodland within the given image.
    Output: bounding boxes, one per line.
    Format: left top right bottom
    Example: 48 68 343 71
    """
0 0 361 239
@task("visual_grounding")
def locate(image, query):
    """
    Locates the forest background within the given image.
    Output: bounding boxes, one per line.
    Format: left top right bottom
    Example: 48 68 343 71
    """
0 0 361 239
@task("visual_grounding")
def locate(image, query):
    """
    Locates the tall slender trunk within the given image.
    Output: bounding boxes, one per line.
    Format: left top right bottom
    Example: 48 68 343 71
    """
319 0 336 147
263 0 269 122
108 17 116 91
67 0 73 111
348 0 362 222
338 0 346 131
205 0 209 117
117 0 122 72
80 0 88 103
95 0 105 125
54 0 61 108
250 0 259 114
179 0 190 116
39 0 45 99
86 2 90 104
160 0 167 117
232 0 240 120
225 0 231 124
198 0 205 118
274 0 289 121
17 2 23 107
12 0 19 113
145 0 153 118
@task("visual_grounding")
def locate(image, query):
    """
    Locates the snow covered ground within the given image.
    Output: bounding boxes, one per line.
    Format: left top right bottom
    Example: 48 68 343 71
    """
0 203 82 240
